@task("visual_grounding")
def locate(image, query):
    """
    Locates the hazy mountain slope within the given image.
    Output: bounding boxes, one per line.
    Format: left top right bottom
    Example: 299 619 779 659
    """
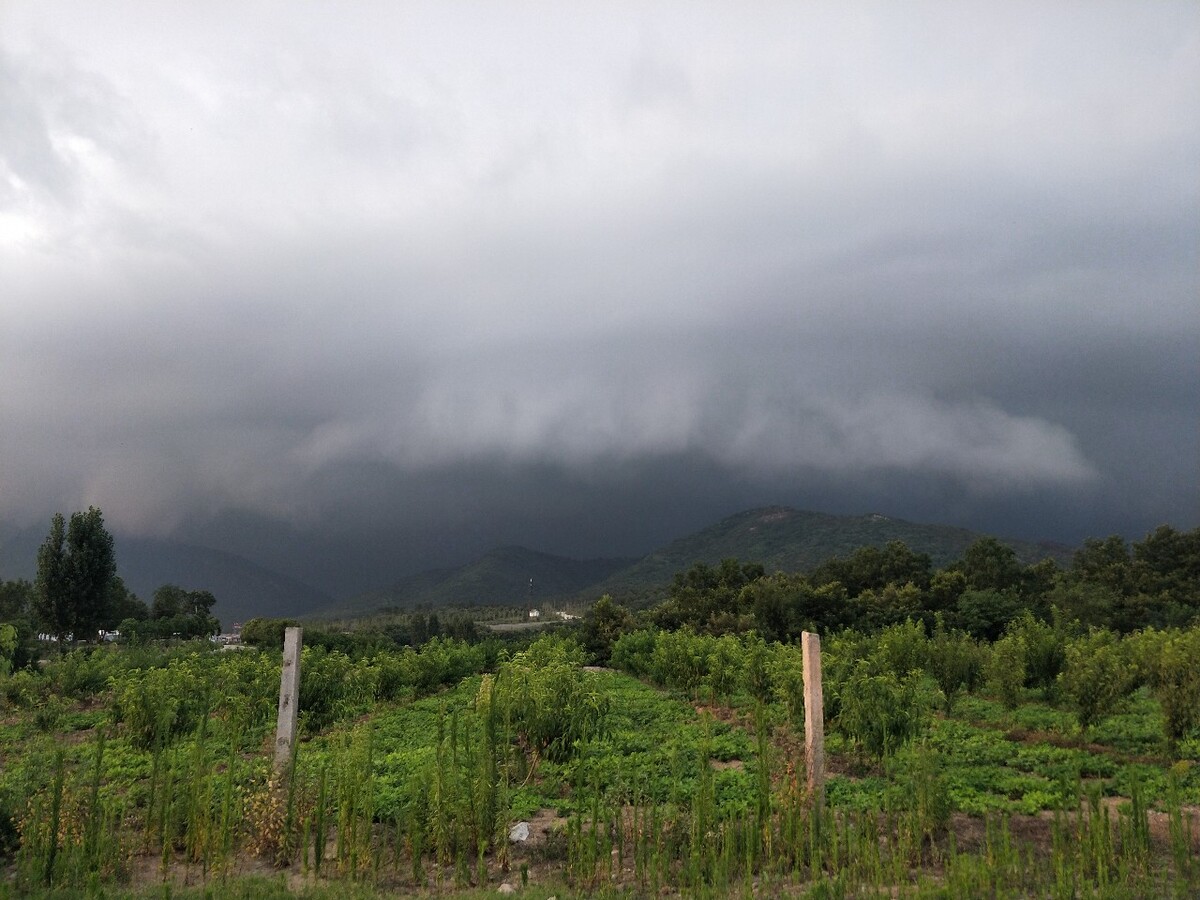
3 506 1075 622
588 506 1074 601
337 546 637 614
0 529 333 626
334 506 1074 616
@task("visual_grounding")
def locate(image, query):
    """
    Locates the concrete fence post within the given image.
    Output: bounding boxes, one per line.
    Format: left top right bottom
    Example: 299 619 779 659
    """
275 626 302 771
801 630 825 805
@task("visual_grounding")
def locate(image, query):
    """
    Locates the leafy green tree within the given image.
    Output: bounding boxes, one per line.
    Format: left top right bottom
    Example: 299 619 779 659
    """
0 579 33 621
705 633 745 706
1058 629 1134 735
151 584 215 620
926 569 966 613
240 617 298 649
653 558 764 633
1131 526 1199 601
609 627 657 678
496 636 609 762
741 633 775 704
985 631 1028 710
959 537 1023 594
1019 558 1061 614
33 507 117 644
107 577 148 624
854 582 925 630
1071 535 1133 595
1128 627 1200 752
150 584 183 619
767 643 806 728
745 573 848 641
1004 611 1069 700
1047 580 1121 630
927 622 983 714
955 588 1023 641
577 595 634 665
0 623 16 678
835 661 935 759
810 541 931 596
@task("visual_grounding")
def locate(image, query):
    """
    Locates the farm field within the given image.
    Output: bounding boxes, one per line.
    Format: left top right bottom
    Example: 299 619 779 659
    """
0 623 1198 899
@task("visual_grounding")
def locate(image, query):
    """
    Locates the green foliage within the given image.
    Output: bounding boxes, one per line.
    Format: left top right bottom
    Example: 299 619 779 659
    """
959 537 1024 594
148 584 218 636
767 642 805 728
927 622 983 714
651 558 764 633
119 612 219 643
34 507 118 642
0 619 1198 896
741 633 775 704
496 636 608 762
239 617 299 649
811 540 933 596
1006 611 1069 700
984 631 1027 710
609 626 657 677
299 647 379 735
1058 629 1135 734
0 578 33 620
956 588 1024 641
576 594 634 664
1134 628 1200 750
109 658 211 749
835 661 935 759
0 623 15 678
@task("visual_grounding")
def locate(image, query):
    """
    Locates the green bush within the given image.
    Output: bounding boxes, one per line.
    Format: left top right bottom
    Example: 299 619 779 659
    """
1138 627 1200 750
496 636 609 762
985 632 1027 710
835 661 935 759
109 658 211 748
610 627 658 678
927 624 983 714
1057 629 1134 734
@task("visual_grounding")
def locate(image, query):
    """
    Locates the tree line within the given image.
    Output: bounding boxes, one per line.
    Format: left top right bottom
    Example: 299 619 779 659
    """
574 526 1200 661
0 507 219 668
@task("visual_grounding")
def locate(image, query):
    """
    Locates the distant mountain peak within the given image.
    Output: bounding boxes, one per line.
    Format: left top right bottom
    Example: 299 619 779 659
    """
317 505 1077 618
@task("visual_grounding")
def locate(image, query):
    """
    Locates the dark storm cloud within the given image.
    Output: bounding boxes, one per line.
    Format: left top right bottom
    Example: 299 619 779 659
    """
1 2 1197 591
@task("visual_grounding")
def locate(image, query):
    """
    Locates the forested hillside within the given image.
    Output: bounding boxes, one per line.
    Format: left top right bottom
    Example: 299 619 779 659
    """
586 506 1073 604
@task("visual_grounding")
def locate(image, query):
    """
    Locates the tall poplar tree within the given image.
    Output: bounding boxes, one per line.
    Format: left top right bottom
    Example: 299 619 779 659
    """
34 507 117 644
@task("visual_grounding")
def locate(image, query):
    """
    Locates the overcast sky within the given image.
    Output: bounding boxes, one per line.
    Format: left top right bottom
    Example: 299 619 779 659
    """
2 2 1197 593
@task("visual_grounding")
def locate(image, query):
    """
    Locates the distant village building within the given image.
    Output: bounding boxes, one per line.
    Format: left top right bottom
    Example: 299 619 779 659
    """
528 608 540 619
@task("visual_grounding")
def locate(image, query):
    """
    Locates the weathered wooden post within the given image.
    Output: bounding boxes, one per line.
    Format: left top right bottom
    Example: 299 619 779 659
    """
275 626 302 771
801 630 825 805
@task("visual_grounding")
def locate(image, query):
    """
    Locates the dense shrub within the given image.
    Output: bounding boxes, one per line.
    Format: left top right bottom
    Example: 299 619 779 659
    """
109 657 214 748
985 632 1028 710
610 627 658 679
835 661 935 759
927 624 984 714
1128 626 1200 751
496 636 608 762
1057 629 1135 734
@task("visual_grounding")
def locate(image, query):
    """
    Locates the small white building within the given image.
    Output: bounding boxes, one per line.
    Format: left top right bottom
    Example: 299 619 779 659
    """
528 608 540 619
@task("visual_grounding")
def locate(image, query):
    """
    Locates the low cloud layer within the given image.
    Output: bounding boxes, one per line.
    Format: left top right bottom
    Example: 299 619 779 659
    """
1 2 1197 592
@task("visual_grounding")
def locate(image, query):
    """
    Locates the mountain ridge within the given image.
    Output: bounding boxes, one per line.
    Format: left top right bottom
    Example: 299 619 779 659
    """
333 545 637 616
335 506 1076 615
0 529 334 626
585 505 1073 603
